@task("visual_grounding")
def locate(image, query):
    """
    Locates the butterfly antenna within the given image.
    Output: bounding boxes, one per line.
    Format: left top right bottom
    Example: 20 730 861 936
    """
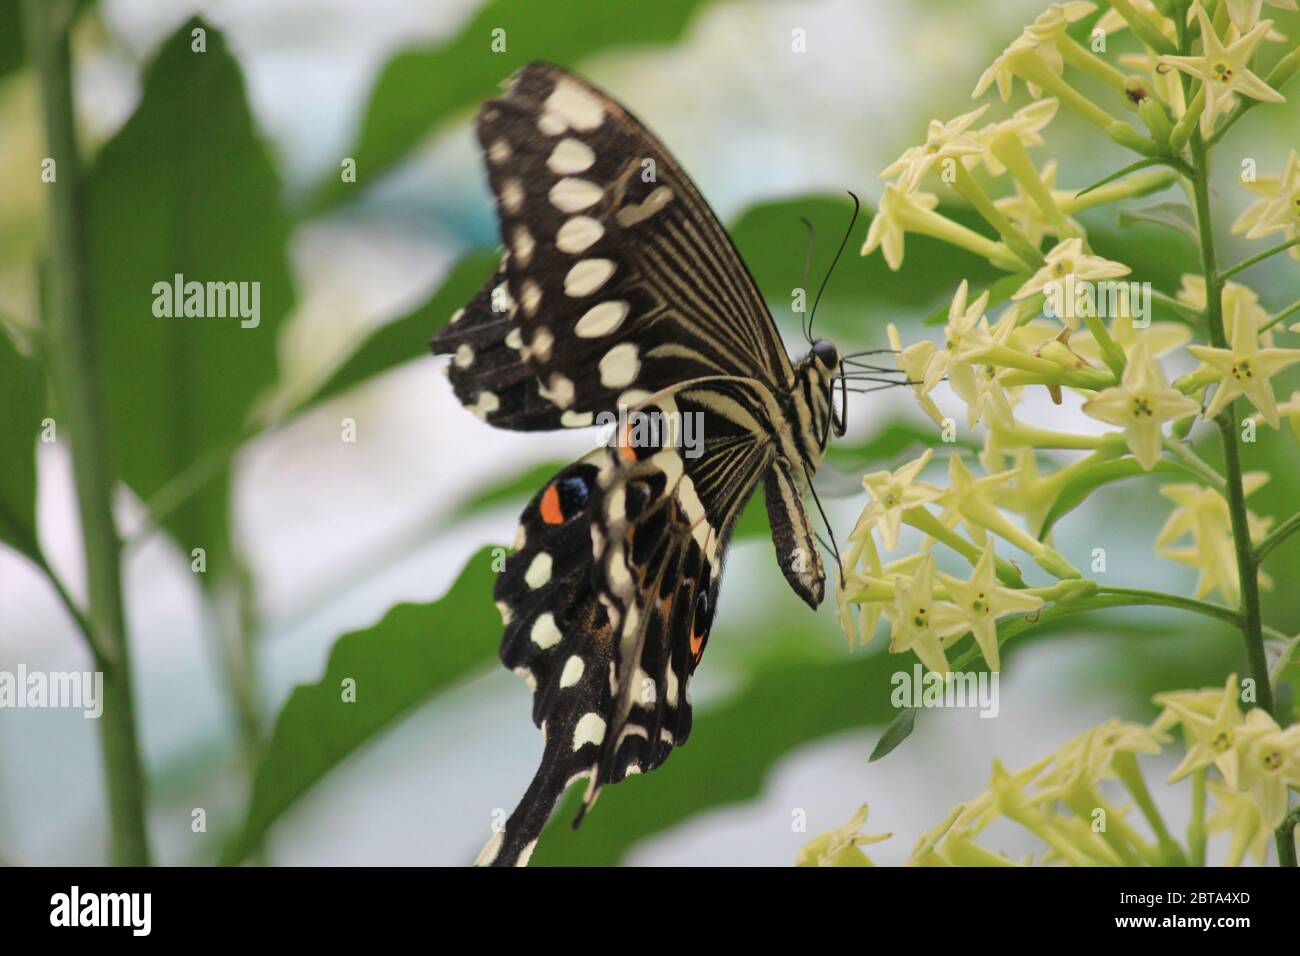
802 461 846 589
806 191 861 342
798 216 816 346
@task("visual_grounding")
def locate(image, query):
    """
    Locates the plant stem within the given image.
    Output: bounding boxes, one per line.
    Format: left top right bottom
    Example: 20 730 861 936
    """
1188 768 1207 867
1262 297 1300 334
1093 586 1240 627
1185 131 1292 865
23 0 152 866
1255 511 1300 566
1218 237 1300 282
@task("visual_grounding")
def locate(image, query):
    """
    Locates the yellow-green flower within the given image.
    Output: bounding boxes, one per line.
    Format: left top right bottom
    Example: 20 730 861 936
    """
887 323 946 426
936 543 1043 670
1205 780 1274 866
1038 719 1167 791
1155 478 1271 605
1236 707 1300 828
992 160 1081 246
881 105 989 193
1226 0 1298 33
973 2 1098 101
970 99 1060 177
1082 340 1200 470
861 184 940 271
1159 7 1285 135
1233 148 1300 250
795 804 891 867
1012 238 1131 328
1187 294 1300 427
1159 674 1248 788
860 449 944 550
885 555 970 675
923 279 989 396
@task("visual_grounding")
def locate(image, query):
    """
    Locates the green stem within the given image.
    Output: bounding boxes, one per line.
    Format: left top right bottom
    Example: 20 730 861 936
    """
1254 511 1300 565
1188 768 1207 867
1279 807 1300 868
1150 289 1203 324
1162 437 1226 491
1093 585 1240 626
23 0 152 866
1218 237 1300 282
1114 751 1187 865
1186 132 1288 863
1261 297 1300 334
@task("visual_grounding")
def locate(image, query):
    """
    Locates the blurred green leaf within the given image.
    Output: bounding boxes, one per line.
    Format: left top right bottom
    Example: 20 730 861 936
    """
868 706 916 762
1037 457 1201 540
0 2 23 79
1119 202 1198 245
301 251 496 413
0 327 43 563
304 0 728 215
221 546 502 865
87 17 294 580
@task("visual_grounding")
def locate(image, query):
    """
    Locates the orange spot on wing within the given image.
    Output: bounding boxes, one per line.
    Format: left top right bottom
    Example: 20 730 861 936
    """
689 628 705 661
619 423 637 462
539 483 564 525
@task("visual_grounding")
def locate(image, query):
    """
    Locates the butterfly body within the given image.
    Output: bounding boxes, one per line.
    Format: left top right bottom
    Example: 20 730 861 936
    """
431 63 844 866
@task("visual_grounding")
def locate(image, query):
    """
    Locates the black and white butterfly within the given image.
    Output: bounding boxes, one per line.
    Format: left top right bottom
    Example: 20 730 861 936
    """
432 62 887 867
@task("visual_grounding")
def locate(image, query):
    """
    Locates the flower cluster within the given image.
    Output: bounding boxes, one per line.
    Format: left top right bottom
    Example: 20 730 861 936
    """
827 0 1300 868
840 0 1300 683
801 678 1300 866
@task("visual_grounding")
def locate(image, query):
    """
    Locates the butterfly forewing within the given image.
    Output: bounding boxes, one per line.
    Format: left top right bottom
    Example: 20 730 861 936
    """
433 62 795 431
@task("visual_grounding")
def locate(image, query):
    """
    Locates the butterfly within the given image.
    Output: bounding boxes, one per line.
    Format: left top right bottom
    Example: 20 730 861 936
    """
431 62 892 866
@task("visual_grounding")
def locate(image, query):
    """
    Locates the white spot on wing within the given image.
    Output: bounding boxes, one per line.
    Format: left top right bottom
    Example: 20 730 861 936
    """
559 655 584 689
565 259 615 297
525 552 553 589
549 178 603 213
500 178 524 213
573 712 607 749
599 343 640 388
453 343 474 368
575 300 628 337
468 391 499 420
556 216 603 253
530 612 562 649
547 137 595 174
561 410 594 427
474 830 504 866
546 79 605 131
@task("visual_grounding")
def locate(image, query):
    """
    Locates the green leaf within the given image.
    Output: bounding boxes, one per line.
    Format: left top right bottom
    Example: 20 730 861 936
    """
1074 158 1165 198
1037 457 1202 540
221 546 502 864
303 0 726 215
87 18 294 579
868 706 917 762
0 326 43 563
530 644 905 865
300 252 496 414
1118 202 1198 244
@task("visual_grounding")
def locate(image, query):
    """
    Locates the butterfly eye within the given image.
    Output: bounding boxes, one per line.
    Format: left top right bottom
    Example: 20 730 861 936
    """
812 339 839 370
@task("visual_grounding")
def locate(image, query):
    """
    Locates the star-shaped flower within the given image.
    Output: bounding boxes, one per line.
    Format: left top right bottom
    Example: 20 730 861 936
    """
1187 294 1300 427
1012 238 1131 328
860 449 944 550
1234 148 1300 248
973 3 1098 101
1159 6 1285 135
1081 340 1201 469
923 279 990 395
885 555 970 675
881 106 990 193
936 543 1043 670
1160 674 1249 788
862 183 940 271
795 804 891 867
